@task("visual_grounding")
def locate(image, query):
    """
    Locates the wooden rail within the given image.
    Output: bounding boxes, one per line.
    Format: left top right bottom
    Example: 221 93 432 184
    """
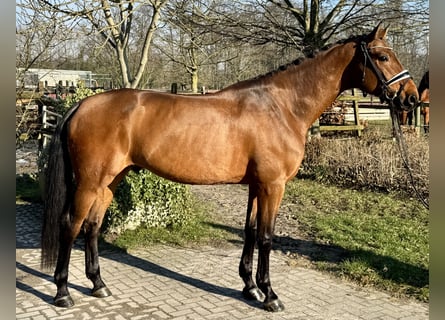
40 105 62 151
310 89 424 138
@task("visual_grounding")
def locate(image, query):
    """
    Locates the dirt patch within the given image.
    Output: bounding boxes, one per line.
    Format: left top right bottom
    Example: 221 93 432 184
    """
190 184 348 267
16 141 40 176
190 183 303 240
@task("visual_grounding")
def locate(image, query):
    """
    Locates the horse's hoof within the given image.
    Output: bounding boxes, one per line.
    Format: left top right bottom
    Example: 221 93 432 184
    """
264 299 285 312
242 287 263 301
54 295 74 308
92 286 112 298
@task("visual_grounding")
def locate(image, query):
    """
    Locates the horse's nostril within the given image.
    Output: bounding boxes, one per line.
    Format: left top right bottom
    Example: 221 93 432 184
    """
406 94 417 107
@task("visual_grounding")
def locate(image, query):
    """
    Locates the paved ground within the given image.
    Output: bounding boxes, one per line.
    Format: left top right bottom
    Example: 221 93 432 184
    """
16 201 428 320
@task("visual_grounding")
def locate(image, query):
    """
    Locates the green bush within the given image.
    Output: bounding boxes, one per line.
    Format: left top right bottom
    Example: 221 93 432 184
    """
104 170 195 235
64 83 103 110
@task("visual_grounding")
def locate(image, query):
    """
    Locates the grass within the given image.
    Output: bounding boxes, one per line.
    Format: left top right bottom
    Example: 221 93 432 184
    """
109 213 231 248
106 200 237 249
284 178 429 302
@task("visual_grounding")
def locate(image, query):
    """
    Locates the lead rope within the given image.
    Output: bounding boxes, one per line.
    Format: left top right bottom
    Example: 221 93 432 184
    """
390 103 429 210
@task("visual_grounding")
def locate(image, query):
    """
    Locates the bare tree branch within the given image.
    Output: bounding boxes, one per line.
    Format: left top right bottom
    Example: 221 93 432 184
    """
36 0 169 88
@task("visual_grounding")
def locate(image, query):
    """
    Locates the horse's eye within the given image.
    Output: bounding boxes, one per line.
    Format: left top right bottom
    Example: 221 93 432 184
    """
378 55 389 62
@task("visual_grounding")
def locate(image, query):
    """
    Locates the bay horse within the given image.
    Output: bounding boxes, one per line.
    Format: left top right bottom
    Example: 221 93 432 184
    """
399 70 429 132
41 23 418 312
418 70 429 133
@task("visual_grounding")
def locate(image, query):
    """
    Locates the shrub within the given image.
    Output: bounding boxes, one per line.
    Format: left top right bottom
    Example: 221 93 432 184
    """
63 83 103 110
299 125 429 200
103 170 195 235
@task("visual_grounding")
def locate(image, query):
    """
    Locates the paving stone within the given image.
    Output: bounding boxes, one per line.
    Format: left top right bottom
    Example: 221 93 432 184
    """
16 202 429 319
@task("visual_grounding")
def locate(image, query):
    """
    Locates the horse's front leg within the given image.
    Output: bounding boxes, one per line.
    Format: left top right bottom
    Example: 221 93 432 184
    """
256 182 285 312
239 184 263 301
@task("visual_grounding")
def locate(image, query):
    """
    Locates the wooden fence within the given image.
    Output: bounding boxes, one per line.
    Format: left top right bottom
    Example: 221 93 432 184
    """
310 89 424 137
39 105 62 152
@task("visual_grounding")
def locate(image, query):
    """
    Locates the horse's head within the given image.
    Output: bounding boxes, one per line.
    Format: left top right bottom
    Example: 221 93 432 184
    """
356 23 418 112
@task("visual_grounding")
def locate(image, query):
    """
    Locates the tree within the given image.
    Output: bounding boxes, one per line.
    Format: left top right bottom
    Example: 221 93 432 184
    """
204 0 428 58
37 0 169 89
18 0 428 89
16 0 82 144
158 0 235 93
375 0 429 82
16 0 81 88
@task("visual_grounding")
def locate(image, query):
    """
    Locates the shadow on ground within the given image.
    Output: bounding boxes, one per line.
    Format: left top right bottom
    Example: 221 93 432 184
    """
205 221 428 290
16 202 428 309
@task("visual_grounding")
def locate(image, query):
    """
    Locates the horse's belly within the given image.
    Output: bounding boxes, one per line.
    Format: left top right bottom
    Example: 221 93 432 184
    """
144 159 248 184
135 142 249 184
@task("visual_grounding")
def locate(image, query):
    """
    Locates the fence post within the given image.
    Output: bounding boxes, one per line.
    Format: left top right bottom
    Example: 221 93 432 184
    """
308 118 321 141
171 83 178 94
351 88 362 137
41 105 48 152
415 105 421 135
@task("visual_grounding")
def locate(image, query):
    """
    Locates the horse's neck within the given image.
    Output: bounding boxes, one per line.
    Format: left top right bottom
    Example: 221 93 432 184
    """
266 43 355 129
420 88 429 102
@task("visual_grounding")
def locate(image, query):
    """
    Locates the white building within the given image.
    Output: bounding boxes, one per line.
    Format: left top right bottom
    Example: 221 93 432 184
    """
16 68 108 90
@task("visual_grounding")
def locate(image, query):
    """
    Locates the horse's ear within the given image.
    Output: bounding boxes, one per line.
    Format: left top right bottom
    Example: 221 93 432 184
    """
368 22 389 41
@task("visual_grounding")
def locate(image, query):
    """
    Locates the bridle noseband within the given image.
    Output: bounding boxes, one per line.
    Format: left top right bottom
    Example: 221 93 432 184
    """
360 42 412 104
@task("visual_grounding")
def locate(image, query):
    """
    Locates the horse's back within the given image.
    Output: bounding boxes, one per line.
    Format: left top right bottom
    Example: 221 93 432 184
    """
67 89 253 184
66 88 303 185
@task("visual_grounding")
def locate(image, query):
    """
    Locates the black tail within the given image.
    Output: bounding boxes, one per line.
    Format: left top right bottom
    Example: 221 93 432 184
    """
40 103 81 270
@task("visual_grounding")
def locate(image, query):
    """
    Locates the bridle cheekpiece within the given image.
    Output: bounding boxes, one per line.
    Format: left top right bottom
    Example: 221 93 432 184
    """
360 41 412 105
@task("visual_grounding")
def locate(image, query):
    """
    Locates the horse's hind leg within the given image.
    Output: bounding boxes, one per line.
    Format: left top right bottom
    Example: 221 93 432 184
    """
83 186 114 298
53 187 97 307
53 218 77 307
84 169 130 298
239 184 263 301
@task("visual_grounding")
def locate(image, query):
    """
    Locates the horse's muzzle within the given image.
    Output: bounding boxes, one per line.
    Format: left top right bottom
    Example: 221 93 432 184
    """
394 93 418 112
404 94 418 111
